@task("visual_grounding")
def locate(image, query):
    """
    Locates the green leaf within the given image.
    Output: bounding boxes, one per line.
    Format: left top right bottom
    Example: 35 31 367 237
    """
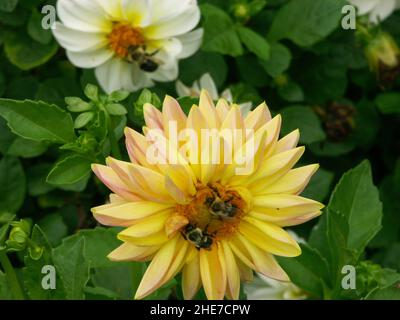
0 156 26 213
27 163 55 197
0 0 18 12
259 42 291 78
73 228 122 268
0 5 28 26
84 84 99 101
179 51 228 88
130 89 161 127
65 97 92 113
280 106 326 144
109 90 130 102
106 103 127 116
277 243 330 297
309 140 355 157
268 0 346 47
27 9 53 45
74 112 94 129
38 214 68 247
23 225 65 299
6 137 47 158
375 92 400 114
0 117 47 157
324 161 383 293
4 32 58 70
370 172 400 248
0 69 5 97
237 26 270 60
0 99 75 144
277 80 304 103
201 4 243 56
236 55 269 88
53 237 90 300
0 271 12 299
84 286 119 300
91 263 143 300
47 154 91 186
366 282 400 300
295 55 348 103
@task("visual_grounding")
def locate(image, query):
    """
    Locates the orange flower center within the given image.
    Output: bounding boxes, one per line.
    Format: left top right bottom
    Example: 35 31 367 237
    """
175 183 247 249
108 23 145 58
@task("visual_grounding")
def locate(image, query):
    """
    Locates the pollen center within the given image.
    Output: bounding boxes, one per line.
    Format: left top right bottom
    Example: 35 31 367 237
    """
176 183 247 249
108 23 145 58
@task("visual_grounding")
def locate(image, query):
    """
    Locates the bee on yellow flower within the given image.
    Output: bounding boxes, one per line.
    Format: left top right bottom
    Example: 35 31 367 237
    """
91 90 324 300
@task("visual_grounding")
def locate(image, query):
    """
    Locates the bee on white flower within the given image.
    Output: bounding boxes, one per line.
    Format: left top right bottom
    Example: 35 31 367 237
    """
52 0 203 93
176 73 253 116
348 0 400 24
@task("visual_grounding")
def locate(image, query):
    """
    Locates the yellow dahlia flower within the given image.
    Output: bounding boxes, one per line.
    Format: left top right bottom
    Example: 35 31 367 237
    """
91 90 324 300
53 0 202 93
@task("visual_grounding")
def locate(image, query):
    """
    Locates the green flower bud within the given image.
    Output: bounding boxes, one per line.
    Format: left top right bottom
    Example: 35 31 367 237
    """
366 32 399 70
6 219 32 252
232 3 250 23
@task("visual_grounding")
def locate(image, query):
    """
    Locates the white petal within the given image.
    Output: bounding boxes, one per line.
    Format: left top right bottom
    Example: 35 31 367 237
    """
348 0 380 15
95 58 126 93
199 73 218 100
95 0 123 19
221 89 233 102
122 0 152 27
149 0 193 23
57 0 111 32
96 58 154 93
144 5 200 40
67 48 114 68
149 59 179 82
177 29 203 59
240 102 253 117
369 0 396 23
53 23 108 52
176 80 192 97
146 40 181 82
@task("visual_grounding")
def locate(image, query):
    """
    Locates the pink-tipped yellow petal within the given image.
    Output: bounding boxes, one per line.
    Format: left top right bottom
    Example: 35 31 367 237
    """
240 217 301 257
273 129 300 154
144 103 163 130
92 164 141 202
91 201 173 226
256 164 319 195
244 102 271 132
108 242 160 262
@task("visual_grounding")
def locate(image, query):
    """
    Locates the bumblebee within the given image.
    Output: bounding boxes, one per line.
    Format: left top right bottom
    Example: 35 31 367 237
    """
208 197 237 219
182 224 213 250
127 45 163 72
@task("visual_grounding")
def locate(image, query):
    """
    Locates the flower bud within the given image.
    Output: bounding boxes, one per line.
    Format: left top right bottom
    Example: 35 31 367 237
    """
231 2 250 23
365 32 400 86
6 219 32 252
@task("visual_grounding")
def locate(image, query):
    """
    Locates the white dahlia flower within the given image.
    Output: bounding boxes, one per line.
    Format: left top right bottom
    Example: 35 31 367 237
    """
176 73 253 116
348 0 400 24
53 0 203 93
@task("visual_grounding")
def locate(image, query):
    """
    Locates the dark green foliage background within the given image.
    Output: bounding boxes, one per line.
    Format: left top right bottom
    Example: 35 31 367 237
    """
0 0 400 300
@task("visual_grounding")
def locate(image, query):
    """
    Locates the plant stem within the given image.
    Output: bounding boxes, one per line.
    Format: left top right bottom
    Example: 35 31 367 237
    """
0 251 25 300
